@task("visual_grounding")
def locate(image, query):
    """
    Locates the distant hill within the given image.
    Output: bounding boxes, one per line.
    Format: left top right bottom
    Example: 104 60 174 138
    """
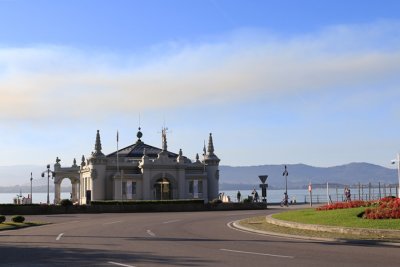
0 163 397 191
0 165 49 187
219 163 398 190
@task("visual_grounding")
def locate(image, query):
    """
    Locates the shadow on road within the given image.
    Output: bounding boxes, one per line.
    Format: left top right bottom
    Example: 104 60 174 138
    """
0 245 214 267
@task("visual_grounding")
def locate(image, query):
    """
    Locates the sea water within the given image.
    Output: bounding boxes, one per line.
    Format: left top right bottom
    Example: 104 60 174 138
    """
0 189 337 204
0 192 71 204
0 187 389 204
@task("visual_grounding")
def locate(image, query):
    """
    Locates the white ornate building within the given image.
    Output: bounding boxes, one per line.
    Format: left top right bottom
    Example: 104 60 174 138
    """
53 128 220 204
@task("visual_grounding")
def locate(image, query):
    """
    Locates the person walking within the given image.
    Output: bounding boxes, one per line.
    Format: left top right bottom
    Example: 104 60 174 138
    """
344 187 351 202
251 188 256 202
254 191 259 202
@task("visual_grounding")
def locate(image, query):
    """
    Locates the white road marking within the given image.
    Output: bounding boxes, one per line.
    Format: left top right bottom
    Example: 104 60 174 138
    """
226 212 260 216
162 219 181 224
220 248 294 259
103 220 123 225
108 261 136 267
146 229 156 237
56 233 64 241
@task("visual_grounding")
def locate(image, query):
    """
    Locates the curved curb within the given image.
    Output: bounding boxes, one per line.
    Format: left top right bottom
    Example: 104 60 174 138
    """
266 214 400 238
230 219 400 246
230 220 336 242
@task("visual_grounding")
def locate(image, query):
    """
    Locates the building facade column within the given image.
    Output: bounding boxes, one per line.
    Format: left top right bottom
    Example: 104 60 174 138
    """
54 182 61 204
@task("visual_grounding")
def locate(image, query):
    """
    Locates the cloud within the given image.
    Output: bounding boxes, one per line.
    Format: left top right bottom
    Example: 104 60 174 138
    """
0 20 400 122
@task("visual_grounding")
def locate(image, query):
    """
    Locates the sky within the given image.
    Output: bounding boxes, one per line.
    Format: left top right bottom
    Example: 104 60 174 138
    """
1 0 400 169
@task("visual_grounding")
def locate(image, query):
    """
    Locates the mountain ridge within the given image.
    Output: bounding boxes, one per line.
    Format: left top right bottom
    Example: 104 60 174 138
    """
219 162 398 189
0 162 397 189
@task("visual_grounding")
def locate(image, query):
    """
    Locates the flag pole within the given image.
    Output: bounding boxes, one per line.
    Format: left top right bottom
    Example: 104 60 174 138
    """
117 130 121 202
203 140 206 172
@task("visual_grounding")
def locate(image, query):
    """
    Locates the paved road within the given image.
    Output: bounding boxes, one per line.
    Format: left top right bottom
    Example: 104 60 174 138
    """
0 207 399 267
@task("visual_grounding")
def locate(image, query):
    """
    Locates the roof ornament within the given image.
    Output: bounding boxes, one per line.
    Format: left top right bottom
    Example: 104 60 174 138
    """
207 133 215 155
204 132 219 163
81 155 86 166
177 148 184 163
55 156 61 168
136 113 143 143
196 153 200 162
137 127 143 142
141 147 149 163
161 127 168 151
92 130 105 157
73 158 77 167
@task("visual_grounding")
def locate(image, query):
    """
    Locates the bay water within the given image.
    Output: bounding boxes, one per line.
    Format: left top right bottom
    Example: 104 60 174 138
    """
1 186 392 204
0 188 355 204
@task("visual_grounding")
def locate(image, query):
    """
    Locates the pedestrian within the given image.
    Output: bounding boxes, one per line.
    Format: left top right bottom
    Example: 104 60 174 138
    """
237 190 241 202
254 191 259 202
344 187 352 202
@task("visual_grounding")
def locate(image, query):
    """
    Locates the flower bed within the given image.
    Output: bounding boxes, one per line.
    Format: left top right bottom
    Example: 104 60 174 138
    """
316 197 400 220
363 197 400 219
316 200 372 211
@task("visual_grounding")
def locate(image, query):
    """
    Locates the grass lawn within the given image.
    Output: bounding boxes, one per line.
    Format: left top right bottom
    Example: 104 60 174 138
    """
272 207 400 230
239 207 400 241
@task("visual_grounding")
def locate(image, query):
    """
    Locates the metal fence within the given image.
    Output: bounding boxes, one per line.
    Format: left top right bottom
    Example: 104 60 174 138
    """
303 183 398 204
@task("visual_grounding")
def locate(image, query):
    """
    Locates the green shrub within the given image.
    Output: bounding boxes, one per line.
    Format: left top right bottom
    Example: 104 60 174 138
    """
0 215 5 223
60 199 73 206
11 215 25 223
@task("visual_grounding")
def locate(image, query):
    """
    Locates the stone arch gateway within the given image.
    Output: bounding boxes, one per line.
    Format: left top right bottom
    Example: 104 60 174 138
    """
53 162 80 204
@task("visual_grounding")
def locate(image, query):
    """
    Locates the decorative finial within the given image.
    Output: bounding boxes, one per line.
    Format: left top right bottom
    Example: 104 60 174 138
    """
196 153 199 161
162 127 168 151
207 133 214 155
73 158 77 166
95 130 102 151
179 149 183 157
81 155 86 166
56 157 61 164
92 130 105 157
137 127 143 142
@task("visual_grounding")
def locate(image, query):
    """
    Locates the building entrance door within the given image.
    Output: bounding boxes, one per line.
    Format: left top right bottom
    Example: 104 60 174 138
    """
154 178 172 200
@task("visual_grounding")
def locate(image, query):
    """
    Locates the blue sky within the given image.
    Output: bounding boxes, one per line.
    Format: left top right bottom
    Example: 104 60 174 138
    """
0 0 400 168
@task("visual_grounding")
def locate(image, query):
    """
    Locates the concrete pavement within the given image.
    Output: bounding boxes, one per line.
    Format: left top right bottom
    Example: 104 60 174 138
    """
0 209 399 266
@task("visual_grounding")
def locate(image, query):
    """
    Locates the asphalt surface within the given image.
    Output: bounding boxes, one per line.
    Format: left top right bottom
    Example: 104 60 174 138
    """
0 207 399 267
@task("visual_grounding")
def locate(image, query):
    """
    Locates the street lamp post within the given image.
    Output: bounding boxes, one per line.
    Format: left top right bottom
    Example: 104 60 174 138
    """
282 165 289 195
41 164 54 205
391 153 400 198
30 172 33 204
